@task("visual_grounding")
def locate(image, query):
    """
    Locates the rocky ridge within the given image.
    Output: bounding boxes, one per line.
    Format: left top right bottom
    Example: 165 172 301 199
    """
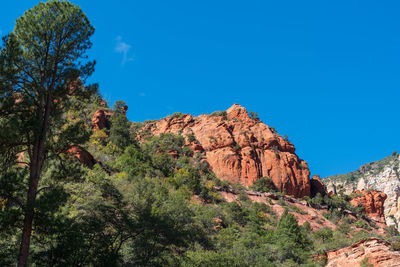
140 104 311 197
324 153 400 228
325 238 400 267
350 190 387 224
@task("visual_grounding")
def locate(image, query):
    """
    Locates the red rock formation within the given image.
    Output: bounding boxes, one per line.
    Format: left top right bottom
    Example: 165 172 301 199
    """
100 100 107 107
350 190 387 223
67 145 96 168
325 238 400 267
141 104 311 197
92 109 112 130
310 175 327 198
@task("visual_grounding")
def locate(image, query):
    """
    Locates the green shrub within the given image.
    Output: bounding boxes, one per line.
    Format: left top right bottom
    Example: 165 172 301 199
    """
248 111 259 119
313 227 333 242
250 177 277 193
186 133 197 143
210 111 227 120
360 257 373 267
170 112 185 118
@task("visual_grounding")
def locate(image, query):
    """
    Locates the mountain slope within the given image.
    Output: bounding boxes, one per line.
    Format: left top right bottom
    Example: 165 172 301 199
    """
324 152 400 228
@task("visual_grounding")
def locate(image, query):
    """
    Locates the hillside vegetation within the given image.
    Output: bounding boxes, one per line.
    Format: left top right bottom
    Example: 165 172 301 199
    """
1 1 400 266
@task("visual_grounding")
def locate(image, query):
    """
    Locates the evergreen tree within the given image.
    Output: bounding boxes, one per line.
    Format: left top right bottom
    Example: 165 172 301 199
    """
109 100 131 151
273 209 311 263
0 1 96 265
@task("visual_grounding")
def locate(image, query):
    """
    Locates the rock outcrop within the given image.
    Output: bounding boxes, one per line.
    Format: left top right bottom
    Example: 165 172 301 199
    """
92 109 112 130
310 175 327 198
218 187 337 231
350 190 387 223
67 145 96 168
140 104 311 197
325 238 400 267
324 153 400 228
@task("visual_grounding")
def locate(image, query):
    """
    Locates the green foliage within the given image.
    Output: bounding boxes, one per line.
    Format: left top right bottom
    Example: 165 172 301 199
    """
360 257 373 267
109 100 131 151
250 177 277 193
248 111 259 119
186 133 197 143
209 111 227 119
0 0 98 264
273 210 312 264
313 227 333 242
170 112 185 118
0 1 388 266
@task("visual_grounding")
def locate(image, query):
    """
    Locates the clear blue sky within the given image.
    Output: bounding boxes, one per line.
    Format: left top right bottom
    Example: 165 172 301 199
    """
1 1 399 177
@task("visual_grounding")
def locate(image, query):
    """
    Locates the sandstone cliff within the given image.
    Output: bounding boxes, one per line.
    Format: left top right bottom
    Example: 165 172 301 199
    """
324 153 400 228
92 109 112 130
140 104 311 197
325 238 400 267
350 190 387 223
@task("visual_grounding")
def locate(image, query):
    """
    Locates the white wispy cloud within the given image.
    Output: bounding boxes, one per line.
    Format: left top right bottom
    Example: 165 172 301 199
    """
115 36 133 66
139 92 146 97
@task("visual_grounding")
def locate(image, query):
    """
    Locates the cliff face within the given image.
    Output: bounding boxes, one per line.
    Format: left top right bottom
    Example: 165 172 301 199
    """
350 190 387 223
324 153 400 228
92 109 112 130
325 238 400 267
310 175 327 198
140 104 311 197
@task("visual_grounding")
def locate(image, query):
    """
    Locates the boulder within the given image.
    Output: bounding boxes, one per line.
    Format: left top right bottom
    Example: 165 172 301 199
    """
67 145 96 168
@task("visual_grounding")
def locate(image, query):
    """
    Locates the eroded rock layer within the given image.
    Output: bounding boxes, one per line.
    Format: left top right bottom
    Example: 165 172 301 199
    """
324 154 400 228
325 238 400 267
350 190 387 223
141 104 311 197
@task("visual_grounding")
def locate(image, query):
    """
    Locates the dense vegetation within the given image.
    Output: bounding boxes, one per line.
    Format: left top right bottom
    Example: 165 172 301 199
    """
1 1 399 266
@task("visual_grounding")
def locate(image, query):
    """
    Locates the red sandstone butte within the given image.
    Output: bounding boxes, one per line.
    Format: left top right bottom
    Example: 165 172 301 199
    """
140 104 311 197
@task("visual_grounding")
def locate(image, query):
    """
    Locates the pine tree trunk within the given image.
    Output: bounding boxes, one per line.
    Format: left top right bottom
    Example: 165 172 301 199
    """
17 167 40 267
17 89 52 267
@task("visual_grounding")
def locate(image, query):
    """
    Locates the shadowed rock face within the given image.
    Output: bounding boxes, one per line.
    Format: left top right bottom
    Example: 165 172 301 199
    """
67 145 96 168
310 175 327 198
350 190 387 223
91 109 112 130
325 238 400 267
140 104 311 197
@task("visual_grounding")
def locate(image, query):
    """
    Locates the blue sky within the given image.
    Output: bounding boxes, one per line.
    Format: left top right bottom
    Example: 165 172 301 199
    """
1 1 399 177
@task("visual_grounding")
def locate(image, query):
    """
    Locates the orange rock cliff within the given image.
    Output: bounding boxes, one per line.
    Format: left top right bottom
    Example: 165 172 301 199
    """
350 189 387 223
140 104 311 197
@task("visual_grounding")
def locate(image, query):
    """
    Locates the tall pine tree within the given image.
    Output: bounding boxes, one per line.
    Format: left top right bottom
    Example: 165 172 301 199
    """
0 1 96 265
